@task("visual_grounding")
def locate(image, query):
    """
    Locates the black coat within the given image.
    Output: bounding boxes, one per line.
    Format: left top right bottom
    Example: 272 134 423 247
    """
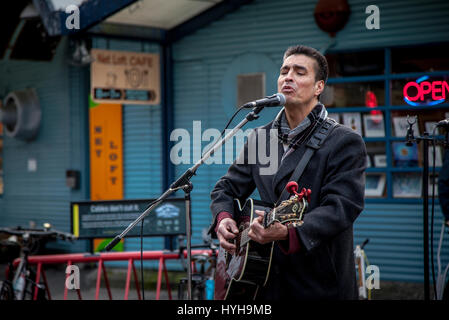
209 119 367 300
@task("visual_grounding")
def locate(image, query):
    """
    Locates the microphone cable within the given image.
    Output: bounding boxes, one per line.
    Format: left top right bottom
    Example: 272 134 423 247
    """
137 197 164 300
431 125 438 299
201 105 247 158
432 126 449 299
141 219 145 300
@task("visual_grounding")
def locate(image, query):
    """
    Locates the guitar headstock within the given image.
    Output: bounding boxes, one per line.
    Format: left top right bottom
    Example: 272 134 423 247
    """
263 194 308 228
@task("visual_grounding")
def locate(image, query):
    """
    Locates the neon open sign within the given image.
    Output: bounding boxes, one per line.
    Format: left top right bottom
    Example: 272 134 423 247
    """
403 76 449 106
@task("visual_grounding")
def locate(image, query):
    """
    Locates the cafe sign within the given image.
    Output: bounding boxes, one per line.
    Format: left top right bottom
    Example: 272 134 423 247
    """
90 49 160 105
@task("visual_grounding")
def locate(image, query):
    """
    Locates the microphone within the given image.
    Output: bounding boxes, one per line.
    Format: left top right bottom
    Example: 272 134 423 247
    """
405 115 417 146
242 93 286 108
405 124 415 146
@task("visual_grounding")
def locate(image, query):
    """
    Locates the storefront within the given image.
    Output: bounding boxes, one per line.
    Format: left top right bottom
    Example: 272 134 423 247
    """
1 0 449 283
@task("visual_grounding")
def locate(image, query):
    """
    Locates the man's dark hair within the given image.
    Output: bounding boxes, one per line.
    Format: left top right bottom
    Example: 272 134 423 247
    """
283 45 329 84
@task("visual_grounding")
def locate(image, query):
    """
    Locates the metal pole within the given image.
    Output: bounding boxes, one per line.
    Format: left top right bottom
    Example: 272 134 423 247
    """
423 133 430 300
185 189 192 300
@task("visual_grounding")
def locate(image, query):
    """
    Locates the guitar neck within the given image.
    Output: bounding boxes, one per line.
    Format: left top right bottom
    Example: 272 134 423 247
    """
239 227 251 247
238 217 269 247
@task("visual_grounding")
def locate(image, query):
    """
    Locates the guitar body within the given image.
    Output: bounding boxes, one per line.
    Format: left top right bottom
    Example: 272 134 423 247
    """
214 192 309 300
214 199 274 300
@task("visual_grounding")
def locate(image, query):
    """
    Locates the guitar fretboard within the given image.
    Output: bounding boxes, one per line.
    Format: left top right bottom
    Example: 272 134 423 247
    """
238 227 251 248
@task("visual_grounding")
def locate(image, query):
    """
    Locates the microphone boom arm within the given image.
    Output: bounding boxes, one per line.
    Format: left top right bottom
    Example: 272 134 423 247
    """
104 103 272 299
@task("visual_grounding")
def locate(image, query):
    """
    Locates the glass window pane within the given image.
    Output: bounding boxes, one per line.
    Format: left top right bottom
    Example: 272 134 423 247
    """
366 173 386 198
366 141 387 168
391 141 420 168
392 43 449 74
326 50 384 77
322 81 384 108
391 75 449 106
393 172 422 198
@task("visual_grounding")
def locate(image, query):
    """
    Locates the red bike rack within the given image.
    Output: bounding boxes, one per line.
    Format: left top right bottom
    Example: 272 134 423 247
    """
11 250 212 300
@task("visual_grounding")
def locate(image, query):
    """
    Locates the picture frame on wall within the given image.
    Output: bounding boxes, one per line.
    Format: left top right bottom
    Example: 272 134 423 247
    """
342 112 362 136
373 154 387 167
393 116 420 138
393 173 422 198
365 173 386 197
363 113 385 137
392 142 419 167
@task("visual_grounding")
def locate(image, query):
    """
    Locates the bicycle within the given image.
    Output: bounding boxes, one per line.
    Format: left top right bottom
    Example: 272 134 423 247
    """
354 238 371 300
0 223 76 300
177 233 218 300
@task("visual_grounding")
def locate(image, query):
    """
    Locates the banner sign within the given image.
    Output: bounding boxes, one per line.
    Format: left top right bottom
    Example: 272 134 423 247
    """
90 49 161 105
71 198 186 239
89 100 123 200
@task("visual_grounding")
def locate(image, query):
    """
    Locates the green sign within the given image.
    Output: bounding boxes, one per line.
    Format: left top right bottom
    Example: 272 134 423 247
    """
71 199 186 238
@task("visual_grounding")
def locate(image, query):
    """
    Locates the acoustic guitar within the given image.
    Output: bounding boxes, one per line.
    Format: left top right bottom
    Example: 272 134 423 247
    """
214 185 310 300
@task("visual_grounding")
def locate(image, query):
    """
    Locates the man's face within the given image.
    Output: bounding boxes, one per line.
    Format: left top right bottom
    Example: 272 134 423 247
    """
277 54 324 107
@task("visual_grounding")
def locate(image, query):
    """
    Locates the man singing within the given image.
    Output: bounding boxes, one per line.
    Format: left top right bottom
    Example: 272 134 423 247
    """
209 45 367 300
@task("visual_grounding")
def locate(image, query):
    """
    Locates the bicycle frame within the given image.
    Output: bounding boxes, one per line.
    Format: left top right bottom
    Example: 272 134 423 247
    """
11 247 30 300
354 245 367 299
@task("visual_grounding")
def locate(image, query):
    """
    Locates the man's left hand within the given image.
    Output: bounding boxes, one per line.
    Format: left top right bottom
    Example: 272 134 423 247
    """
248 210 288 244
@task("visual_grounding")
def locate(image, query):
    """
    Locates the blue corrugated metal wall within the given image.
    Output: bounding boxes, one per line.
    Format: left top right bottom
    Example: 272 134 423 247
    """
171 0 449 282
0 37 89 252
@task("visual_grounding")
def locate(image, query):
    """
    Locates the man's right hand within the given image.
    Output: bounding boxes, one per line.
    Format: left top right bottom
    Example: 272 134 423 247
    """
216 218 239 255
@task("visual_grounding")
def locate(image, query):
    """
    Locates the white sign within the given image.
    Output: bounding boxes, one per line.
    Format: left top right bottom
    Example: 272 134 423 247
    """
90 49 161 105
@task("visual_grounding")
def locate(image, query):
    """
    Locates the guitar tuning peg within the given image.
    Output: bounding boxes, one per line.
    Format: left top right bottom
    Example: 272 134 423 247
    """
286 181 299 195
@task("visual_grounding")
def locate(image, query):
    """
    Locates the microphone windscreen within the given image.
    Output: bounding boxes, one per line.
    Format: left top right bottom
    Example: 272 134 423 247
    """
277 93 286 106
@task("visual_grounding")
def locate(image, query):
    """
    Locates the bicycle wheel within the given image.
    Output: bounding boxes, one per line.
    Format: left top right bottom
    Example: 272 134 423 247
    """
0 281 14 300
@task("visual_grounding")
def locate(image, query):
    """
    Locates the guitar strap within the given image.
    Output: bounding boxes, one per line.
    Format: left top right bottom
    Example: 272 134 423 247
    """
275 117 338 206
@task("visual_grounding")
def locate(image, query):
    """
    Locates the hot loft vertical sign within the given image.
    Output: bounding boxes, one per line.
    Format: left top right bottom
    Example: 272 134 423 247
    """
89 97 124 200
403 76 449 106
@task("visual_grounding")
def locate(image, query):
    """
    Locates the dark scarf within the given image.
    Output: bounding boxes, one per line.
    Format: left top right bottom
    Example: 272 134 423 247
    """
272 103 328 161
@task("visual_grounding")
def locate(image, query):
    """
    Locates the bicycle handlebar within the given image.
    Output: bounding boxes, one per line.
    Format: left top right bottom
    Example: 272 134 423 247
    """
361 238 369 250
0 226 76 242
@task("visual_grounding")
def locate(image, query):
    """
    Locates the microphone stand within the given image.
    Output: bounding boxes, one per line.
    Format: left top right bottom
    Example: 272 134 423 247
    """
406 115 444 301
104 104 267 300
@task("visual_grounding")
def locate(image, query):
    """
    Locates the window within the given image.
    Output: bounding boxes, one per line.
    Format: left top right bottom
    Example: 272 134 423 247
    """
325 45 449 200
326 50 385 77
391 43 449 74
236 73 265 107
322 81 385 107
